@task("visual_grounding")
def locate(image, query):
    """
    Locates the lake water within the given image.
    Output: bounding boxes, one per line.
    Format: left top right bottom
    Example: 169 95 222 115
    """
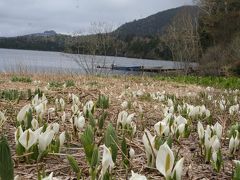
0 48 196 74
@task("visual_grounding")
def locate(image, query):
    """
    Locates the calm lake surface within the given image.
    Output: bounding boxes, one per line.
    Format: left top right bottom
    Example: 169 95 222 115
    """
0 48 195 74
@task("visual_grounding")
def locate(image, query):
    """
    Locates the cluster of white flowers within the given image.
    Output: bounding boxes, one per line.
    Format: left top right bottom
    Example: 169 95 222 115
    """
229 104 239 115
229 129 240 155
132 89 145 98
182 104 211 118
15 123 65 152
151 91 165 102
154 114 188 139
117 111 136 136
197 121 222 163
69 93 88 131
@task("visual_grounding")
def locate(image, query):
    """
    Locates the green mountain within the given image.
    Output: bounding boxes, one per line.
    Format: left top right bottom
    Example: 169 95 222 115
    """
114 5 199 38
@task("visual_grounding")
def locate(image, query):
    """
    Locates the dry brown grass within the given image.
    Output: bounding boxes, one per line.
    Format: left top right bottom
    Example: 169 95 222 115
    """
0 73 239 179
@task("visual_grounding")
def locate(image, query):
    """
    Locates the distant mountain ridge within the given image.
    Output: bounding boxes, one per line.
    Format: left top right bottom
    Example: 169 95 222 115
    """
23 30 57 37
114 5 199 38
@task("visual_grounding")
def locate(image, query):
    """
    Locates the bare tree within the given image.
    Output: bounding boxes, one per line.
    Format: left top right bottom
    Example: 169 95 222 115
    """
161 8 202 74
72 22 116 75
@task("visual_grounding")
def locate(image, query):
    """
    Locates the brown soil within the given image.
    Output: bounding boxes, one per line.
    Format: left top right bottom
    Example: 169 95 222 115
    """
0 73 239 180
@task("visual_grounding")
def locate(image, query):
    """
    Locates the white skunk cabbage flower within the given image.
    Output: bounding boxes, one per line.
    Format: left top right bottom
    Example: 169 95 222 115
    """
129 171 147 180
212 151 217 163
199 105 207 116
197 121 204 140
204 134 220 152
68 93 72 100
71 104 79 114
42 172 54 180
171 157 184 180
31 118 39 130
101 145 114 178
59 98 65 111
121 101 128 109
0 111 6 123
177 124 185 136
175 115 187 125
14 175 20 180
61 112 66 123
32 94 39 106
139 104 143 113
52 123 60 134
156 142 184 180
229 136 235 154
165 106 174 115
48 108 55 114
55 98 59 108
156 142 174 178
154 121 169 136
74 115 85 130
35 103 45 116
131 121 137 136
126 113 135 125
204 132 211 151
205 125 212 137
17 104 32 123
208 95 212 101
59 131 65 147
211 136 221 151
229 104 239 115
83 100 94 115
129 147 135 159
219 101 226 111
15 125 23 144
34 126 43 139
72 94 80 105
41 94 48 109
19 129 37 151
205 109 211 118
229 134 239 154
234 96 238 104
162 113 173 124
213 122 223 139
142 129 157 167
167 99 174 107
117 111 128 127
233 160 240 165
117 111 135 127
38 130 55 152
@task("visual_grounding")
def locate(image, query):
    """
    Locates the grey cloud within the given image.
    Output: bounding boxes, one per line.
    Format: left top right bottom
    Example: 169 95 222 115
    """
0 0 193 37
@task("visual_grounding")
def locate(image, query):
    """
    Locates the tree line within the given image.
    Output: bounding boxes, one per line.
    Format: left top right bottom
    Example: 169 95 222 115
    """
0 1 239 75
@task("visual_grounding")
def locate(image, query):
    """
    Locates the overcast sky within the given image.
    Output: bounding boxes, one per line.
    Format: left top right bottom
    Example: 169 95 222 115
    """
0 0 193 37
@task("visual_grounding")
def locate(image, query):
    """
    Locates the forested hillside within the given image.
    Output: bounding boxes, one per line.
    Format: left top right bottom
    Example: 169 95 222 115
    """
0 6 198 60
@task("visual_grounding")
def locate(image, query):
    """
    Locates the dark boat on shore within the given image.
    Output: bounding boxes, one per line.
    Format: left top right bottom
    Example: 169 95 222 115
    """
97 64 165 73
111 65 144 71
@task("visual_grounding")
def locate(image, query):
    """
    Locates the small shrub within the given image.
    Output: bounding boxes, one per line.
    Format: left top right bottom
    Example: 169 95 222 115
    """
11 76 32 83
0 89 22 101
48 81 64 88
65 80 75 87
96 95 109 109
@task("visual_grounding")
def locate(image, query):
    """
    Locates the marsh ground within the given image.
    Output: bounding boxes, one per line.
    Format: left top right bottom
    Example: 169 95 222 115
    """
0 73 239 179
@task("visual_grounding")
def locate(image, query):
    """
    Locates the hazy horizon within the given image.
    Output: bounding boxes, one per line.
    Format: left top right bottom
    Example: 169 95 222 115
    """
0 0 193 37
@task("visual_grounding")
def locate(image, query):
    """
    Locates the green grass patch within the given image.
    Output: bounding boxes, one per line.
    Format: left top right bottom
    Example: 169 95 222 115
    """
0 89 23 101
48 81 64 88
48 80 75 89
155 76 240 89
11 76 32 83
65 80 75 87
